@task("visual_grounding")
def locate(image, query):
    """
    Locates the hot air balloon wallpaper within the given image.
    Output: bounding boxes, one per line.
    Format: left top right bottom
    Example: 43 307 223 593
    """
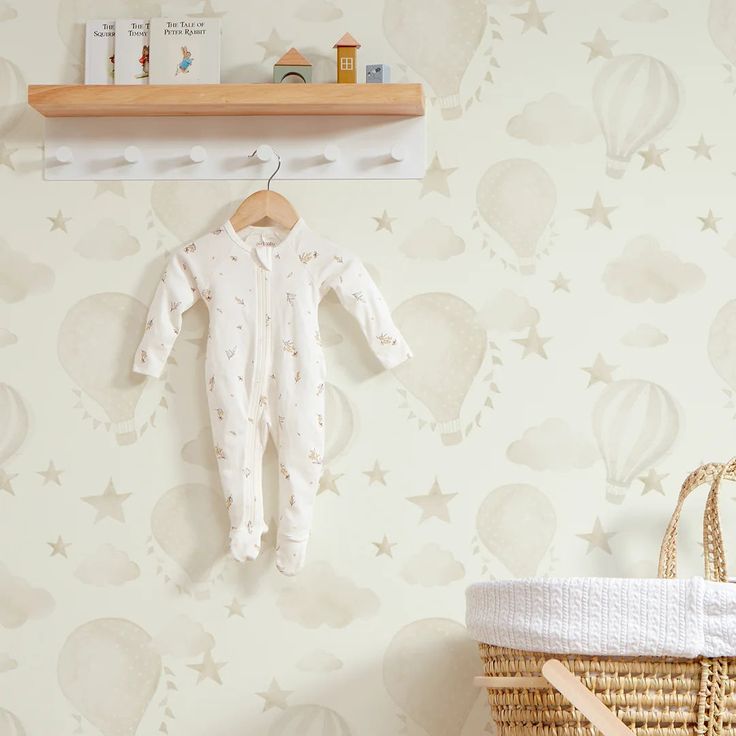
324 383 355 463
383 0 487 119
0 383 28 469
392 293 487 445
0 708 25 736
476 158 557 273
592 379 679 504
383 618 480 736
708 299 736 400
57 618 162 736
708 0 736 68
0 57 25 138
592 54 680 178
476 483 556 576
58 293 149 445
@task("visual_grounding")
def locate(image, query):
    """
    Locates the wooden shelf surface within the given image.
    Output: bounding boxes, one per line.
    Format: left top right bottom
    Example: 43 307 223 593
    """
27 83 425 117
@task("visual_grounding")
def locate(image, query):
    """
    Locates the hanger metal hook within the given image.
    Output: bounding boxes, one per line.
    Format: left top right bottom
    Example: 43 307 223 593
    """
249 148 281 191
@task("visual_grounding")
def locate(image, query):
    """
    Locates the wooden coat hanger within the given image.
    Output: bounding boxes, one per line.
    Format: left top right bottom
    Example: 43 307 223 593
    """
229 149 299 232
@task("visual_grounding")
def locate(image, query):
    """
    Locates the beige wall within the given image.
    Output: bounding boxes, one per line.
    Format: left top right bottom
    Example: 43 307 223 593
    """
4 1 736 734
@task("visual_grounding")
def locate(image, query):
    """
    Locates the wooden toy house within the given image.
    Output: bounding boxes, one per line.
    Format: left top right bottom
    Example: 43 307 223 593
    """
333 33 360 84
273 48 312 83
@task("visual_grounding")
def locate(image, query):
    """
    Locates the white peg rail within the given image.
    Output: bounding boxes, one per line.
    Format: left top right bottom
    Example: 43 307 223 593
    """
42 115 426 181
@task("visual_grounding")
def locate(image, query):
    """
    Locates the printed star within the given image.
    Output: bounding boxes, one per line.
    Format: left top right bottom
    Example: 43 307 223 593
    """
420 153 457 197
407 478 457 523
372 535 397 558
363 461 388 486
225 597 245 618
577 517 616 554
187 650 225 685
638 143 668 170
94 181 125 198
256 678 293 711
318 467 343 495
577 192 616 229
582 354 617 386
372 210 396 233
81 479 132 523
513 326 550 359
639 468 668 496
189 0 228 17
698 209 721 232
689 134 715 160
47 210 71 233
38 460 63 486
582 28 617 61
48 535 71 557
0 141 17 169
0 470 17 495
550 273 570 292
512 0 552 34
257 29 292 61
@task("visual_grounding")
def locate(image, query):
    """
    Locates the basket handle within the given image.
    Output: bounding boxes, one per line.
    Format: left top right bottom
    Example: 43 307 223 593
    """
657 459 734 582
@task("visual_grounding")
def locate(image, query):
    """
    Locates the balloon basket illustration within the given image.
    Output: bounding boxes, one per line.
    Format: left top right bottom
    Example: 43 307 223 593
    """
383 0 488 121
58 618 162 736
392 293 494 445
593 54 679 179
58 293 151 446
475 159 556 273
592 379 679 504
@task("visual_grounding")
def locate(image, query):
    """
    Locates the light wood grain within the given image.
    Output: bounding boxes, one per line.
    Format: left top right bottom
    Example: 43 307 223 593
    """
27 84 425 117
474 675 550 689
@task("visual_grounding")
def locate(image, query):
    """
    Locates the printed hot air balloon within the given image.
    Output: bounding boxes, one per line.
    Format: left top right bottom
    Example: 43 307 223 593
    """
592 379 679 504
269 704 351 736
151 483 229 584
58 618 161 736
709 0 736 66
393 293 487 445
383 0 487 119
324 383 354 463
58 293 148 445
476 159 556 274
0 708 25 736
476 484 556 576
708 299 736 394
383 618 480 736
0 383 28 466
0 57 25 138
592 54 679 178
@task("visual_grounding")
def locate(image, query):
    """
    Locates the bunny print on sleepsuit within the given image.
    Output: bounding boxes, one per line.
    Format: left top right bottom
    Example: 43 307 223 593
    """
133 219 412 575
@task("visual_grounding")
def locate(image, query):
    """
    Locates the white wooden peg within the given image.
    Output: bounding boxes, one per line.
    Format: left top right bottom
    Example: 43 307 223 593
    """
390 144 407 162
54 146 73 163
323 144 340 163
254 144 274 163
189 145 207 163
123 145 141 164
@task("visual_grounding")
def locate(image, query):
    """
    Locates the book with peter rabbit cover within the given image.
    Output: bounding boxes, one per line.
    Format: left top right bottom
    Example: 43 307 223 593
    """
114 19 150 84
148 18 221 84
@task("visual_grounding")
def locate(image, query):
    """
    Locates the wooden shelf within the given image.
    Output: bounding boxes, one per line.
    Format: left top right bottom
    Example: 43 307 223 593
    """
27 83 425 118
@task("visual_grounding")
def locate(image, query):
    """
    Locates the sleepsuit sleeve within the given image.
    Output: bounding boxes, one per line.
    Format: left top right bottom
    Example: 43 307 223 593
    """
321 250 412 370
132 247 200 378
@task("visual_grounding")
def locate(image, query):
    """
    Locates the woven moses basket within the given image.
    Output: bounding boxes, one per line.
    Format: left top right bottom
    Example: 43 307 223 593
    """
466 460 736 736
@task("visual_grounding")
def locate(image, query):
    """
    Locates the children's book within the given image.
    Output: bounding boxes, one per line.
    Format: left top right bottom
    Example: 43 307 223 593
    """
114 19 150 84
148 18 221 84
84 20 116 84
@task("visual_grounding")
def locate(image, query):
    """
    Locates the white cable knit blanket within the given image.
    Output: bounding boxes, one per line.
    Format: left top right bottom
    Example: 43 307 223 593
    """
466 577 736 657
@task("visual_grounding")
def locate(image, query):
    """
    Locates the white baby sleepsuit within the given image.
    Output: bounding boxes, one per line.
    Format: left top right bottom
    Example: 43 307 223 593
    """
133 219 412 575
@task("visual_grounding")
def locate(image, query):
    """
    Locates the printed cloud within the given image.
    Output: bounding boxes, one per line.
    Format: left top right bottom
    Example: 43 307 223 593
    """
296 0 342 21
0 652 17 672
401 543 465 586
75 219 140 261
74 543 140 586
622 323 669 348
621 0 668 21
507 417 598 471
0 563 54 628
400 219 465 260
603 236 705 303
152 614 214 657
0 1 17 21
181 426 217 469
507 93 598 146
0 328 17 347
0 239 54 303
277 561 379 629
478 289 539 332
297 649 343 672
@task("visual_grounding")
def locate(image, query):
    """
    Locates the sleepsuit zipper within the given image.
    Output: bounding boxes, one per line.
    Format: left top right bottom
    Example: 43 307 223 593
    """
246 263 270 533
